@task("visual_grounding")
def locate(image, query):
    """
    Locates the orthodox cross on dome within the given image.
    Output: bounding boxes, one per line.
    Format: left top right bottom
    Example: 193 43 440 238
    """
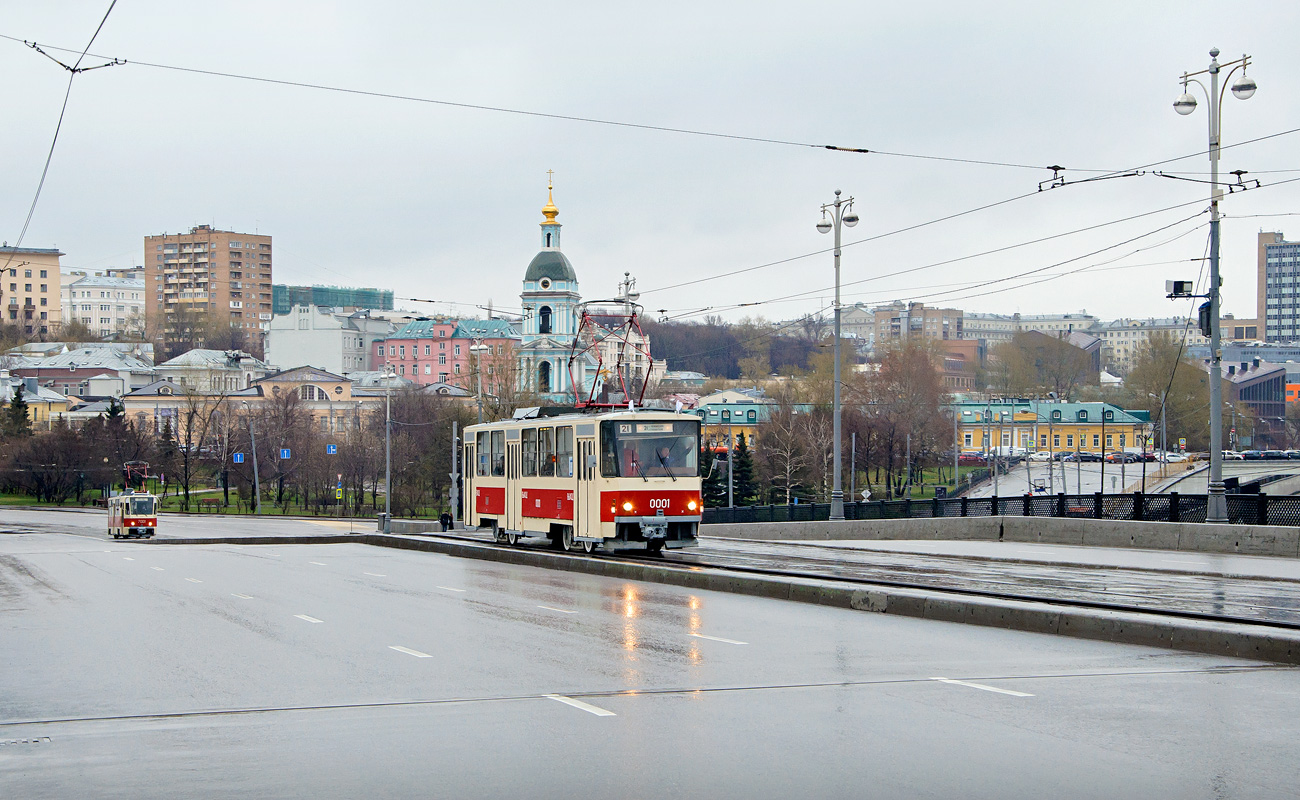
540 170 561 248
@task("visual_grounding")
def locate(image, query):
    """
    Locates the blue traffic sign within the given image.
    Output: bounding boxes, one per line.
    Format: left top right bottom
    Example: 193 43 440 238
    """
326 444 338 455
280 448 291 460
232 452 244 464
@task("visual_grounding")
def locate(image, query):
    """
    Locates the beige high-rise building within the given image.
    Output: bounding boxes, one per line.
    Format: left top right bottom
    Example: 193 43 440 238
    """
1 246 64 336
143 226 273 349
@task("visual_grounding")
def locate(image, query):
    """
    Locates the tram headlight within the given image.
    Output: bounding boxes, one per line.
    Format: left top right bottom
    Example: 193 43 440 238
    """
687 499 698 511
622 500 635 512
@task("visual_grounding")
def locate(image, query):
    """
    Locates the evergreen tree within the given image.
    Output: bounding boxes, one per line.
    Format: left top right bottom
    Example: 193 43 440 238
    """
732 432 758 505
2 384 31 439
700 445 728 507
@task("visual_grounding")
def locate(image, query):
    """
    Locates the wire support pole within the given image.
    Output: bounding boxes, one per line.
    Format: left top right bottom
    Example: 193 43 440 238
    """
1175 47 1256 523
817 190 859 520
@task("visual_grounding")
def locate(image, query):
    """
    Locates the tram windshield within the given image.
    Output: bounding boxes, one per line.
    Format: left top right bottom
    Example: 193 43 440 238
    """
601 419 699 478
129 497 156 515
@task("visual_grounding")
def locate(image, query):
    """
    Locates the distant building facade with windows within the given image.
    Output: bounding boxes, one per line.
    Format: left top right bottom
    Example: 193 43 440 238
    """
1 246 63 336
61 268 145 338
143 226 273 346
264 304 395 374
1261 230 1300 342
272 284 394 316
376 318 518 390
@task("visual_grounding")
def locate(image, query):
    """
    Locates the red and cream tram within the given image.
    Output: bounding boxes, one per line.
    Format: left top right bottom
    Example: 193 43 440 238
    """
464 409 703 553
107 491 158 539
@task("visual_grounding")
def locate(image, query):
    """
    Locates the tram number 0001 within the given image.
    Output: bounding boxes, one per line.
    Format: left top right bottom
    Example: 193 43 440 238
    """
648 498 670 510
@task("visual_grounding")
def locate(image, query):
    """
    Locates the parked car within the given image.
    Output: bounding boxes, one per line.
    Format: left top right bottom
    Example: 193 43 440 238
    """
1241 450 1264 460
1105 452 1140 463
1078 452 1103 462
1222 450 1245 460
1163 453 1189 463
957 452 987 466
1028 451 1053 462
1286 450 1300 460
1263 450 1287 459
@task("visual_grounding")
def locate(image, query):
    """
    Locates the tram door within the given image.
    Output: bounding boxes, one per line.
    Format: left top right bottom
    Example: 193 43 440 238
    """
506 437 521 531
575 437 598 537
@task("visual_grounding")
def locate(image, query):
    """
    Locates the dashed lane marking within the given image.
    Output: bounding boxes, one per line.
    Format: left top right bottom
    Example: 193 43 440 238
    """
294 615 324 623
389 645 432 658
309 562 327 566
689 633 748 645
544 694 616 717
364 572 386 577
930 677 1034 697
151 567 164 571
437 586 466 593
537 605 577 614
185 578 203 583
122 557 134 561
232 594 254 599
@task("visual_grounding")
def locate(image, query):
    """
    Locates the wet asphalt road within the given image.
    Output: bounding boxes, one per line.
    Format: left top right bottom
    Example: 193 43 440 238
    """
3 515 1300 798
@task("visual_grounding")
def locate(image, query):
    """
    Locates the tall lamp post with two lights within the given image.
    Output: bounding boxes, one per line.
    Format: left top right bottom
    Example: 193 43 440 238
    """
1173 47 1257 523
817 190 859 520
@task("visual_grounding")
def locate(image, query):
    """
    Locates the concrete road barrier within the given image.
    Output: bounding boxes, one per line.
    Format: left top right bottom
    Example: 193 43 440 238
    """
705 515 1300 558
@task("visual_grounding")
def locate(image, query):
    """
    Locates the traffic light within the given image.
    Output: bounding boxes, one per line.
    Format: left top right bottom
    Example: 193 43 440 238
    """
1198 301 1213 338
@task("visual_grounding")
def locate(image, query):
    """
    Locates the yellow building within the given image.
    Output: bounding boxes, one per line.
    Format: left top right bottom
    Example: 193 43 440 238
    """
1 246 63 336
3 374 71 430
957 401 1151 454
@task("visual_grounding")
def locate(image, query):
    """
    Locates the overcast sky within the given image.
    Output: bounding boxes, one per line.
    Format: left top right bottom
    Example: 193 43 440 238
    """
3 1 1298 327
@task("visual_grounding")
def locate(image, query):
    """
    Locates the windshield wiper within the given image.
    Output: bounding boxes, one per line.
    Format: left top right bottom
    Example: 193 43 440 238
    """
657 452 678 481
631 458 649 482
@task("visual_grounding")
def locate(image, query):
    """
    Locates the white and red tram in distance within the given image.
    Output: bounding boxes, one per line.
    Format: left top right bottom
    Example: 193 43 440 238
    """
464 409 703 553
107 491 158 539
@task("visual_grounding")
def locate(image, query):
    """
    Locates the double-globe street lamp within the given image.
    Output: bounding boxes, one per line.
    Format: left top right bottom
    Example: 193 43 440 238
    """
816 190 859 520
1173 47 1257 523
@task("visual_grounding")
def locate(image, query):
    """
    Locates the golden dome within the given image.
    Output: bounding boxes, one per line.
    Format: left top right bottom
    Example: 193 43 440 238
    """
541 171 559 224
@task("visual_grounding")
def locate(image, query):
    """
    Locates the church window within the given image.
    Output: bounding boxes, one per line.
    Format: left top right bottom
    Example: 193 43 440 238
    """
539 306 552 334
538 361 552 393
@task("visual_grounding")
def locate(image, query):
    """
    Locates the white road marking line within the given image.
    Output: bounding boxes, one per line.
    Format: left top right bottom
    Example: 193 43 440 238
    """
185 578 203 583
122 557 134 561
232 594 254 599
537 605 577 614
294 614 323 623
150 567 164 571
363 572 386 577
1161 559 1201 564
309 561 327 566
689 633 748 645
930 677 1034 697
544 694 616 716
389 645 432 658
437 586 466 593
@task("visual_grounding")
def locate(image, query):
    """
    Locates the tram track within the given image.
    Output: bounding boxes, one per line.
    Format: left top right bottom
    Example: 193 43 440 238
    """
419 529 1300 633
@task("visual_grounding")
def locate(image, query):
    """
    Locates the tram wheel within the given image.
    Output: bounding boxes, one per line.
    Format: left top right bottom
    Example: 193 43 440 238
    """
492 523 508 544
560 527 575 551
506 532 519 547
581 539 597 554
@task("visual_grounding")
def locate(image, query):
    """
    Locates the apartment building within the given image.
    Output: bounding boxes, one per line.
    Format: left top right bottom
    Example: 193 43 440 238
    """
961 311 1099 346
1096 317 1209 374
143 226 273 346
61 269 145 338
1 246 63 335
872 301 963 344
264 304 395 373
1261 230 1300 342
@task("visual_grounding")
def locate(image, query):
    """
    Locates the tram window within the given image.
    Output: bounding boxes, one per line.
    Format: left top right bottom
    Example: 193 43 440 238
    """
476 432 489 477
600 419 700 478
130 497 155 515
539 427 555 477
521 429 538 477
556 427 574 478
491 431 505 476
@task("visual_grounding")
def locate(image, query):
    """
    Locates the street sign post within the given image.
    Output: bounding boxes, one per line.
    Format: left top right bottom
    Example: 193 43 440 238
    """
280 448 291 460
326 444 337 455
233 453 244 464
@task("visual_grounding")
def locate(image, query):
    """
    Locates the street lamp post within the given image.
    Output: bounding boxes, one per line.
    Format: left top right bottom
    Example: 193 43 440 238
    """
816 190 859 520
383 363 394 533
468 333 489 426
242 401 260 514
1174 47 1257 523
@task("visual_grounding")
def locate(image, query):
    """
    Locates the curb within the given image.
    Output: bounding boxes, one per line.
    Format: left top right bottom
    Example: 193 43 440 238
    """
144 532 1300 664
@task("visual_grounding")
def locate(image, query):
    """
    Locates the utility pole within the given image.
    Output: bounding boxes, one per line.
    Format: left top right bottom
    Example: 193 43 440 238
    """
952 404 959 492
727 417 734 508
816 190 858 519
1173 48 1257 522
450 420 460 529
384 365 393 533
246 407 261 514
850 430 856 501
